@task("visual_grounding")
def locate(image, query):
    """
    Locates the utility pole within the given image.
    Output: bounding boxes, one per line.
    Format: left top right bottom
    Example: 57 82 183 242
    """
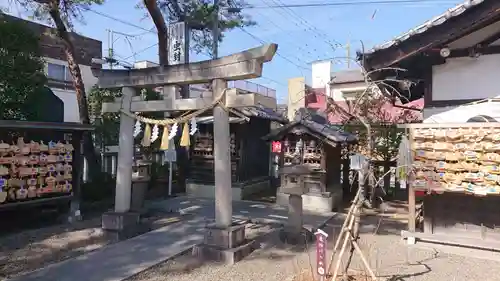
212 0 220 59
107 29 114 69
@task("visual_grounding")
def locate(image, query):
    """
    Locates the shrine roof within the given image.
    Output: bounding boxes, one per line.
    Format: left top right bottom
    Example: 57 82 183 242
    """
0 120 93 131
263 108 358 145
236 106 288 123
195 105 288 124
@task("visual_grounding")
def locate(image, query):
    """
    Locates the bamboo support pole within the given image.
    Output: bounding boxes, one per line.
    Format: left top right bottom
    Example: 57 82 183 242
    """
326 182 363 274
331 205 357 280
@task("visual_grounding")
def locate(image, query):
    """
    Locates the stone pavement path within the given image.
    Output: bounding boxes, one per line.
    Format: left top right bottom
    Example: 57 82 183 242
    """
8 216 206 281
8 197 336 281
148 196 336 230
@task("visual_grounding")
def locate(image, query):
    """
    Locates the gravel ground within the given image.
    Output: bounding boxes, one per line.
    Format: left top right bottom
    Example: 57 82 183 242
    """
0 210 184 281
125 214 500 281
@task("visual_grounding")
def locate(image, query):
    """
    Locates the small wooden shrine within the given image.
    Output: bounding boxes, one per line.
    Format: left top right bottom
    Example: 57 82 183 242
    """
187 106 287 200
0 120 91 215
263 108 357 212
400 123 500 250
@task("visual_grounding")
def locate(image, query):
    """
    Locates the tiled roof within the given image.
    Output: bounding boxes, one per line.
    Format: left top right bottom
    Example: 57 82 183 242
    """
365 0 485 54
328 98 423 124
237 106 288 123
303 88 423 124
263 108 358 144
331 69 365 84
196 106 288 124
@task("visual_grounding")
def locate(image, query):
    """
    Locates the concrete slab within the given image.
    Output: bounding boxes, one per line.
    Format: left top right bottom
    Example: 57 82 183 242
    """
9 197 337 281
148 196 338 231
9 217 206 281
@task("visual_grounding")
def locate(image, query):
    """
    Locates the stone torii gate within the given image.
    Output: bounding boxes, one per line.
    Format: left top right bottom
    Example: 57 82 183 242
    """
93 44 277 262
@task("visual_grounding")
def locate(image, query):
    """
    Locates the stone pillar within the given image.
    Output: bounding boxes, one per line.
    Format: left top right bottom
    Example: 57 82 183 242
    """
212 78 232 228
193 79 256 264
102 87 140 239
287 194 303 239
114 87 135 213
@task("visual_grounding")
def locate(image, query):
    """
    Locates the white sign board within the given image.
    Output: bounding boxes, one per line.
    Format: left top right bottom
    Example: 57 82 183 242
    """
163 139 177 162
167 22 187 65
350 153 368 171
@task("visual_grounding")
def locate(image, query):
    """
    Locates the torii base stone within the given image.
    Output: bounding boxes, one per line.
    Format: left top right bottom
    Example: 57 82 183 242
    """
192 223 259 264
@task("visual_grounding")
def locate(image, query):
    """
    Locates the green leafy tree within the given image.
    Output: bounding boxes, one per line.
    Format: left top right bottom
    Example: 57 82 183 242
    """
17 0 105 179
0 14 46 120
87 86 121 147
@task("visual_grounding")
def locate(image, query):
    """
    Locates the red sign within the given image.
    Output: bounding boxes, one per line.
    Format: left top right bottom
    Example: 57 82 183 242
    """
272 141 282 153
315 229 328 276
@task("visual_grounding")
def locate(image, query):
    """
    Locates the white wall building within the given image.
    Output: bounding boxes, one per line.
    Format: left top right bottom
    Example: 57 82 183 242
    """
311 60 367 102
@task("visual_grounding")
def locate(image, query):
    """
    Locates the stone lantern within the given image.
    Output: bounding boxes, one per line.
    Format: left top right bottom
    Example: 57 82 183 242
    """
279 162 316 245
130 158 152 213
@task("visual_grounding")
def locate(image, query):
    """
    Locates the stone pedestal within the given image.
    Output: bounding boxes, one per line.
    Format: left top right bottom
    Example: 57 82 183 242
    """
101 211 142 241
279 194 314 245
287 194 303 234
193 223 257 264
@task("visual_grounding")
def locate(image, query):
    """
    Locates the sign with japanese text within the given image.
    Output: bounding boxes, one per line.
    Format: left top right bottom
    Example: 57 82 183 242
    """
167 22 188 65
272 141 282 153
315 228 328 276
163 139 177 162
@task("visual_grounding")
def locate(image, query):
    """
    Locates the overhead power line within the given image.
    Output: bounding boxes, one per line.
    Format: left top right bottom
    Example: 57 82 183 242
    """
237 27 312 71
84 7 310 70
247 0 456 9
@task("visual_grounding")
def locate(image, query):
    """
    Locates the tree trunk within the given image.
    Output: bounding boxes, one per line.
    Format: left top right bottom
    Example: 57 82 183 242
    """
144 0 168 66
144 0 189 192
47 1 101 178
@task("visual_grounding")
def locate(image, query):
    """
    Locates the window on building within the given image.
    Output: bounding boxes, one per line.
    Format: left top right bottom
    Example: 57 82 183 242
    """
65 68 73 81
47 63 72 81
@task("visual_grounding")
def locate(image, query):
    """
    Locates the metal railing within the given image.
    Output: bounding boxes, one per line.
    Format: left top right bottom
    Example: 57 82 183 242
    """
228 80 277 99
186 81 277 99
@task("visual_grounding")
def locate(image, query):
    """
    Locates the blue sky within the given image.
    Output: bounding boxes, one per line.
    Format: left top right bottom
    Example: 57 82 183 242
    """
2 0 463 103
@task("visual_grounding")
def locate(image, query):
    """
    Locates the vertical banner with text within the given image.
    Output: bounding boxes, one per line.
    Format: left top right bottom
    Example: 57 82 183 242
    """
167 22 189 66
315 229 328 278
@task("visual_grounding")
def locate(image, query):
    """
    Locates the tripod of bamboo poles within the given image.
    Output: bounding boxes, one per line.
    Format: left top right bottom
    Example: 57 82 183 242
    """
327 167 377 281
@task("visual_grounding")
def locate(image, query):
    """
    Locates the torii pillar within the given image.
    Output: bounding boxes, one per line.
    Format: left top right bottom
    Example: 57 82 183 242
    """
94 44 277 261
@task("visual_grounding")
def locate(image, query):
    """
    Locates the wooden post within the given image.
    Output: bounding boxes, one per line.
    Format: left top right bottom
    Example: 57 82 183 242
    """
407 128 416 241
213 78 232 228
342 156 350 199
114 86 135 213
408 182 416 233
